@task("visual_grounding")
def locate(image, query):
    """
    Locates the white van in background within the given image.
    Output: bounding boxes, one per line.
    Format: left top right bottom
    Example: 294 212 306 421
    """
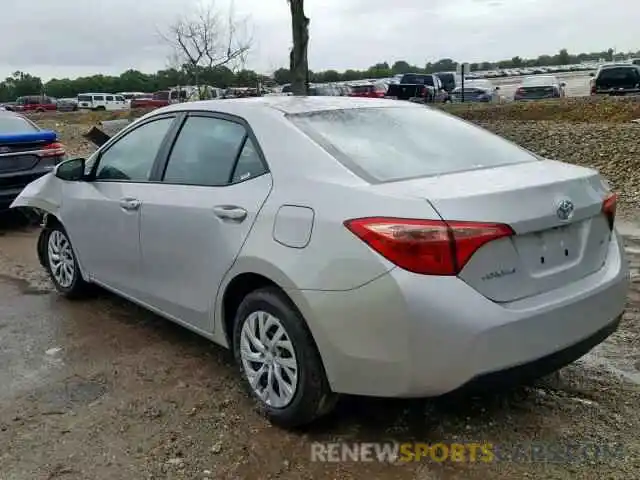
76 93 129 111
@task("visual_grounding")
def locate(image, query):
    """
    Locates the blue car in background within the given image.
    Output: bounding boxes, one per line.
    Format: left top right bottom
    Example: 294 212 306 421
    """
0 111 66 210
450 79 499 103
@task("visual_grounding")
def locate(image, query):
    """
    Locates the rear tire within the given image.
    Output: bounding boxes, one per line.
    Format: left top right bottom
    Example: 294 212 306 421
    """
43 225 91 299
233 287 337 428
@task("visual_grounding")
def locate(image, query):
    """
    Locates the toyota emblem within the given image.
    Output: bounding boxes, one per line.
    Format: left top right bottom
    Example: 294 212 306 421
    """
556 199 575 221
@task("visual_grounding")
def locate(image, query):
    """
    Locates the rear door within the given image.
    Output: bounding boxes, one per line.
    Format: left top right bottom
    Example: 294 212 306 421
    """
136 112 272 332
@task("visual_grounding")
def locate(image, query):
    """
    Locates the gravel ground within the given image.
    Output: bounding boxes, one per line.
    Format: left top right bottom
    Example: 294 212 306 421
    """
1 104 637 479
0 221 638 480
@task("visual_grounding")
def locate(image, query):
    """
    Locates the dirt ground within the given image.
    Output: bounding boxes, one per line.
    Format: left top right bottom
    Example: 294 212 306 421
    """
0 210 639 480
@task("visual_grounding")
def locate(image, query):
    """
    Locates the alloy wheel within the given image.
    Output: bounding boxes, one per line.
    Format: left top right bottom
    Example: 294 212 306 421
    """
47 230 75 288
239 311 299 408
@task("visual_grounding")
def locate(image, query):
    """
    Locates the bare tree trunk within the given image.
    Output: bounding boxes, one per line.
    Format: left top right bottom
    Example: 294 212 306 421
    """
288 0 309 96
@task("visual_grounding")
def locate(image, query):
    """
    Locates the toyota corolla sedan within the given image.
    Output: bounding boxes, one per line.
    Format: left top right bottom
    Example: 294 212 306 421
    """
12 97 628 428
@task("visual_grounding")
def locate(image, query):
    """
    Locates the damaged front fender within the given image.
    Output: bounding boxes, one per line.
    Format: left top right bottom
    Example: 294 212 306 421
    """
10 172 64 217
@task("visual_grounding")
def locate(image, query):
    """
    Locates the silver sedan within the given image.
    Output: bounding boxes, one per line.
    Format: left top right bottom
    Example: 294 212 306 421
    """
13 97 629 428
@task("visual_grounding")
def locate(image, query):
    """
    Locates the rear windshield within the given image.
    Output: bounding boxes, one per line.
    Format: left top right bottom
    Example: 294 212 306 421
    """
287 107 535 182
77 95 92 102
436 73 455 84
401 74 433 86
598 67 638 82
0 115 38 134
351 85 374 94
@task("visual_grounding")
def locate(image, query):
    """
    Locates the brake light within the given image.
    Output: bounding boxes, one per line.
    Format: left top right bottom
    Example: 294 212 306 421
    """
602 192 617 230
344 217 514 275
41 142 65 157
515 88 525 96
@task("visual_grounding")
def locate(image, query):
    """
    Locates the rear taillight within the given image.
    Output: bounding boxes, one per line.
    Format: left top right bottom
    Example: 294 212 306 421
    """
344 217 514 276
41 142 65 157
602 192 617 230
515 88 525 96
590 80 596 95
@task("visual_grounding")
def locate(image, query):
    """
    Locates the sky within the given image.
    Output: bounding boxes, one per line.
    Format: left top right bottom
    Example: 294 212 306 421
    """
0 0 638 81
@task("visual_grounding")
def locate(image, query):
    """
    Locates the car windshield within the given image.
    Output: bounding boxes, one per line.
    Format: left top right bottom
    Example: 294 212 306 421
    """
0 114 38 133
522 76 555 86
288 106 536 182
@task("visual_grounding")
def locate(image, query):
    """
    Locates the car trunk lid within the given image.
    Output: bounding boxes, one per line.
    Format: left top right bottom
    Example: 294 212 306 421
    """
370 159 612 302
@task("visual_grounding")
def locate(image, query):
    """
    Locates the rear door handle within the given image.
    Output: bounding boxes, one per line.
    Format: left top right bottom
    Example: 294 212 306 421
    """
120 198 141 211
213 205 247 222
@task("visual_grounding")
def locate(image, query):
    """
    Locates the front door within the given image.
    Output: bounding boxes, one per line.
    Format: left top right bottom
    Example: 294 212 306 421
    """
136 114 272 332
60 116 177 296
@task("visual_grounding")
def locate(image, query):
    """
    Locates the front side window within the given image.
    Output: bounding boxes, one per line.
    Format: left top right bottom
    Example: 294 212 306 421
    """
94 117 174 182
163 116 247 186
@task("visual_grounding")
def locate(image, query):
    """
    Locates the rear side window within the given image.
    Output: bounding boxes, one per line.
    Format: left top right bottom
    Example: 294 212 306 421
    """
106 95 114 101
163 116 247 186
77 95 92 102
288 107 536 182
93 95 104 101
0 115 38 133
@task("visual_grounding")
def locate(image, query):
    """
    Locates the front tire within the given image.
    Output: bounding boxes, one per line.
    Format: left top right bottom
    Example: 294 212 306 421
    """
233 287 337 428
43 225 91 298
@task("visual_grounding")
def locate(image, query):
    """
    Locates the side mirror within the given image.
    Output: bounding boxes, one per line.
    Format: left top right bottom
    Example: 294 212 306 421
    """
495 86 500 91
589 72 595 77
55 157 86 181
560 82 567 87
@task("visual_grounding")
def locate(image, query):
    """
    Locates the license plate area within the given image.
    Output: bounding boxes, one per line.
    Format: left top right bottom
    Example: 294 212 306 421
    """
513 221 585 276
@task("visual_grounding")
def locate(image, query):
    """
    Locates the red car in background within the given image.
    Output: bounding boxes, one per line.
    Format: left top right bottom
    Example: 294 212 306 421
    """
8 95 57 113
130 91 170 109
348 83 388 98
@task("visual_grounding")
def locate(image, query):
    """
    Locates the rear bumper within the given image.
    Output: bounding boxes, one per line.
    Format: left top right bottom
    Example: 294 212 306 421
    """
296 230 629 397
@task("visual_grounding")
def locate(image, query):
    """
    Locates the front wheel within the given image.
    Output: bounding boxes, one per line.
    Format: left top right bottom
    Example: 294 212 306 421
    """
233 287 337 428
43 225 91 298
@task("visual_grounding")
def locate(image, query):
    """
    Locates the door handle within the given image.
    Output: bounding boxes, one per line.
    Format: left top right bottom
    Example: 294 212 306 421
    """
213 205 247 222
119 198 141 211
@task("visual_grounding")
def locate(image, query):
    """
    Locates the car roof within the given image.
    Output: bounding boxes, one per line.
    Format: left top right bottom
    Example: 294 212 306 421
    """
156 96 419 117
598 63 638 70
